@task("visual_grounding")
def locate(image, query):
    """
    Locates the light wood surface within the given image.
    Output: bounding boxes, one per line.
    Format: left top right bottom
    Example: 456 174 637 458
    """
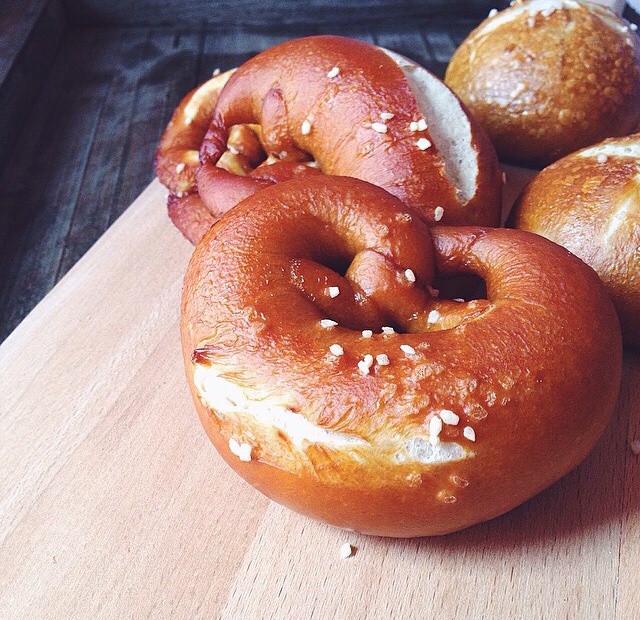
1 179 639 620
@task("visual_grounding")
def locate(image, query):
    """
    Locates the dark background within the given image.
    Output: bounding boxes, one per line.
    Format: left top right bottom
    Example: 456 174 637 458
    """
0 0 638 342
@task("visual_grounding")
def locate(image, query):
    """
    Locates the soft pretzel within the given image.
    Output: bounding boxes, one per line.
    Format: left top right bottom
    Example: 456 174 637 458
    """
154 69 269 241
181 175 622 537
154 70 262 196
445 0 640 168
510 133 640 347
197 35 502 227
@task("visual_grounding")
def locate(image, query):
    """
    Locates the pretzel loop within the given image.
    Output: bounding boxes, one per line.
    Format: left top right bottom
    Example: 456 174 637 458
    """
181 175 621 536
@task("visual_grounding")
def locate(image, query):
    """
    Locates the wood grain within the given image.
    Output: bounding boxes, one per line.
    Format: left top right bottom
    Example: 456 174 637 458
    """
64 0 501 27
0 178 639 619
0 0 65 172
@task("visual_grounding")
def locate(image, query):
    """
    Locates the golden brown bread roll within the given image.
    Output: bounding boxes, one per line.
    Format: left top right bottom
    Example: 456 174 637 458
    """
444 0 640 168
181 175 622 537
510 132 640 347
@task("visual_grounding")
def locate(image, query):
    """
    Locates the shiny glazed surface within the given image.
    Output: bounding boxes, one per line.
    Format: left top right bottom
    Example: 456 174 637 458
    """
181 175 622 536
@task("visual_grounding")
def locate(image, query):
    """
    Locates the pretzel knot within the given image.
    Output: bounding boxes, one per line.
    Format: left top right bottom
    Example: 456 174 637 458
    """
155 36 502 244
181 175 621 537
196 35 501 230
154 69 273 243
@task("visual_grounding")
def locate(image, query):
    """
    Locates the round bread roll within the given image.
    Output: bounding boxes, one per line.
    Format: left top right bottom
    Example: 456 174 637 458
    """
511 132 640 347
198 35 502 227
181 175 622 537
444 0 640 168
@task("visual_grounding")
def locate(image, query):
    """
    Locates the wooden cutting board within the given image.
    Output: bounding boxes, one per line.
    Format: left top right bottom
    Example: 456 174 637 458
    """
1 178 639 620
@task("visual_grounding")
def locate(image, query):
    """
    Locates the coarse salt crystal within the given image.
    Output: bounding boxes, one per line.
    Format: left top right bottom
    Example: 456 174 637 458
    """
596 154 608 164
328 286 340 298
417 118 428 131
339 543 355 558
382 326 395 335
357 354 374 375
488 8 498 17
320 319 338 328
404 268 416 283
380 112 395 121
434 206 444 222
427 309 440 324
372 122 388 133
439 409 460 425
400 344 416 356
329 344 344 356
301 120 311 135
212 68 221 76
409 121 420 132
357 361 370 375
327 66 340 78
429 416 443 445
362 329 373 338
463 426 476 442
395 212 412 222
416 137 431 150
376 353 390 366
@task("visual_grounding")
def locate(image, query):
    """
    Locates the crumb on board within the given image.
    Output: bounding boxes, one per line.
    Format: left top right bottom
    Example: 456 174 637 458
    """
339 542 355 558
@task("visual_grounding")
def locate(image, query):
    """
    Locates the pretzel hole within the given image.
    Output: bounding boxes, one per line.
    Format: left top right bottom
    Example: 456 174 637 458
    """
433 273 487 302
292 247 435 333
293 251 492 335
291 253 386 331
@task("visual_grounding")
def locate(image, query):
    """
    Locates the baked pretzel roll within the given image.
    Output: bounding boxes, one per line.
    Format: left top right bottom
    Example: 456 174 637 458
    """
511 133 640 347
198 35 502 226
181 176 621 537
444 0 640 168
166 193 216 246
154 70 265 195
154 69 267 241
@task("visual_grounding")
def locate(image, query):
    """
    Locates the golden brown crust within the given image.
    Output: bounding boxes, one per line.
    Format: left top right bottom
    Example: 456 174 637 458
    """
196 159 324 221
510 132 640 347
198 35 501 227
181 175 622 537
154 70 236 196
167 193 215 245
445 1 640 168
154 70 270 240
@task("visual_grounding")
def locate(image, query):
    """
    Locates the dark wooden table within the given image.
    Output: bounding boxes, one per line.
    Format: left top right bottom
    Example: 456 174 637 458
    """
1 0 638 343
